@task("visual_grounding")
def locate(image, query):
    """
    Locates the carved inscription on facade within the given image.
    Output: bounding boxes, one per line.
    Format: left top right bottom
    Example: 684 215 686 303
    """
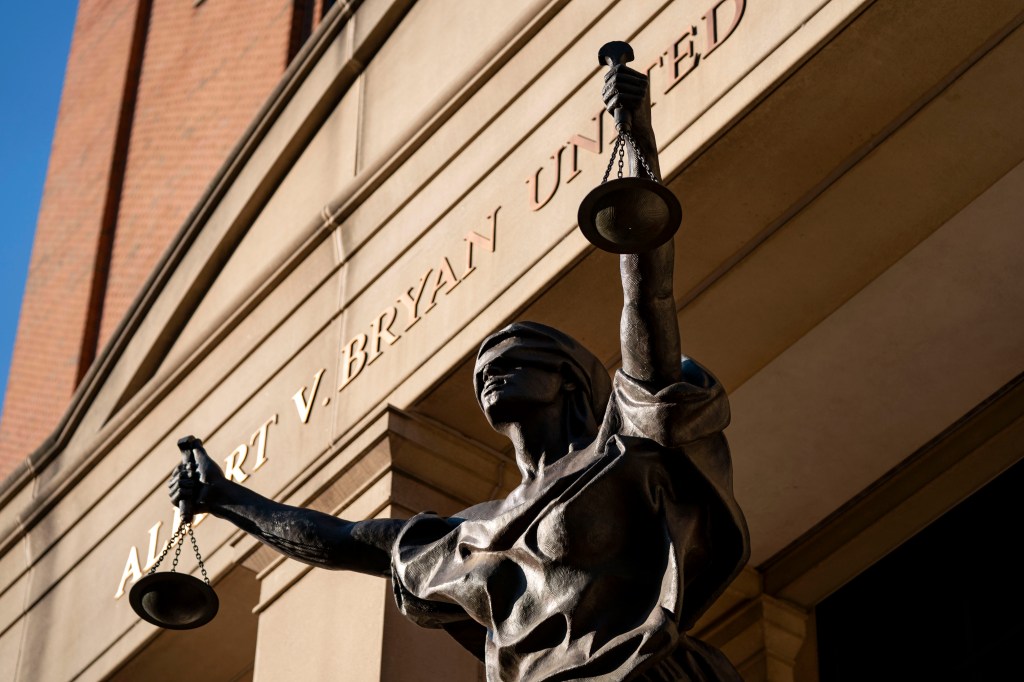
115 209 503 599
116 0 746 597
337 208 500 390
526 0 745 213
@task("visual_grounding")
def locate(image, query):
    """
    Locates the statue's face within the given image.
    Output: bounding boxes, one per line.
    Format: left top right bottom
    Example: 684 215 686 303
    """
479 358 566 425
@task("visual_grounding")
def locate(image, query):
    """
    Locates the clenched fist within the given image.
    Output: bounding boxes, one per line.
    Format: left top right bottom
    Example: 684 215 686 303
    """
168 436 226 516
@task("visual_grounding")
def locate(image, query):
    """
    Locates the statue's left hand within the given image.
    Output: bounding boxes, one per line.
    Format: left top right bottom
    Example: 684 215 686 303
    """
602 63 651 130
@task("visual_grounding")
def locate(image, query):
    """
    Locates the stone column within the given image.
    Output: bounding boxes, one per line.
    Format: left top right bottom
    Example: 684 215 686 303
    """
693 568 818 682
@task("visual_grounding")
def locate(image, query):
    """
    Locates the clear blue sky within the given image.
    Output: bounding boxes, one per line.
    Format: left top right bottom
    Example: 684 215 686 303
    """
0 3 79 418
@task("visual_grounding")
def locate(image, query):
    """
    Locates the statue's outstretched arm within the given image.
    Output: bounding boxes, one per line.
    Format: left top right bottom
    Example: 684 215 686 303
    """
169 441 401 577
604 65 684 388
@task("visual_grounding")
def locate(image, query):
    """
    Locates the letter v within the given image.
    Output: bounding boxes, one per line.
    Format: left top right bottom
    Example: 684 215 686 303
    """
292 368 326 424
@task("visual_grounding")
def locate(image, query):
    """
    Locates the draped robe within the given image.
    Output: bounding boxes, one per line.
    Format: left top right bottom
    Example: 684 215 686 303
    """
391 356 749 681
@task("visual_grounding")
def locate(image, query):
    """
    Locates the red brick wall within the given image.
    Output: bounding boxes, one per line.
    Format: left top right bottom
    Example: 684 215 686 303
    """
0 0 300 480
98 0 295 348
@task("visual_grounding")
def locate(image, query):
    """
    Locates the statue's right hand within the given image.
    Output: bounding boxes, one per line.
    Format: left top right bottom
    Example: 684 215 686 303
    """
168 439 226 515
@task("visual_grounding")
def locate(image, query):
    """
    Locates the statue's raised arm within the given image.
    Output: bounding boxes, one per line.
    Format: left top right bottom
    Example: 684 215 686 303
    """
601 61 685 388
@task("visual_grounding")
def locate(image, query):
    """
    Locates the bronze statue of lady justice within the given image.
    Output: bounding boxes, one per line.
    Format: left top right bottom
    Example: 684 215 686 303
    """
166 44 749 681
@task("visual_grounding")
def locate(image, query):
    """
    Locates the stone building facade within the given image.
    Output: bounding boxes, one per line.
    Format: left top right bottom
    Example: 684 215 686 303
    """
1 1 1022 680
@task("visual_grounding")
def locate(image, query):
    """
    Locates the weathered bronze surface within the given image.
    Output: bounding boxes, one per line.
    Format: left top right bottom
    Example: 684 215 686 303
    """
165 42 748 680
129 570 218 630
130 437 218 630
578 41 682 254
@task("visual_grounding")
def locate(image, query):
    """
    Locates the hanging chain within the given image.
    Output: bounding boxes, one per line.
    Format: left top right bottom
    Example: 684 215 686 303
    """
601 135 623 184
621 131 659 182
145 520 210 585
188 524 211 585
148 523 185 575
600 129 659 184
170 524 185 573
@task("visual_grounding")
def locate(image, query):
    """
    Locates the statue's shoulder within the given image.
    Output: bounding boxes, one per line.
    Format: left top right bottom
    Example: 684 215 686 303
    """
455 497 506 521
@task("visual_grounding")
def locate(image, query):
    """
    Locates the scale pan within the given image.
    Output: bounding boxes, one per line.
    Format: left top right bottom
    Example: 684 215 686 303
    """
129 572 219 630
577 176 681 254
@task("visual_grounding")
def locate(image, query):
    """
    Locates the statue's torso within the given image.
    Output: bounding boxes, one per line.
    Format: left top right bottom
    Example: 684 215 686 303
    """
404 436 703 681
392 362 747 681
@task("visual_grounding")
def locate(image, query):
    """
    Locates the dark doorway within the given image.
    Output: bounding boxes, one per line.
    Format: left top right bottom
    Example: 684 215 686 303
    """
816 455 1024 681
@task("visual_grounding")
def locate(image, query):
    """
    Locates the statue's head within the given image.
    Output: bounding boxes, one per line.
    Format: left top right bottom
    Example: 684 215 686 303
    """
474 322 611 447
